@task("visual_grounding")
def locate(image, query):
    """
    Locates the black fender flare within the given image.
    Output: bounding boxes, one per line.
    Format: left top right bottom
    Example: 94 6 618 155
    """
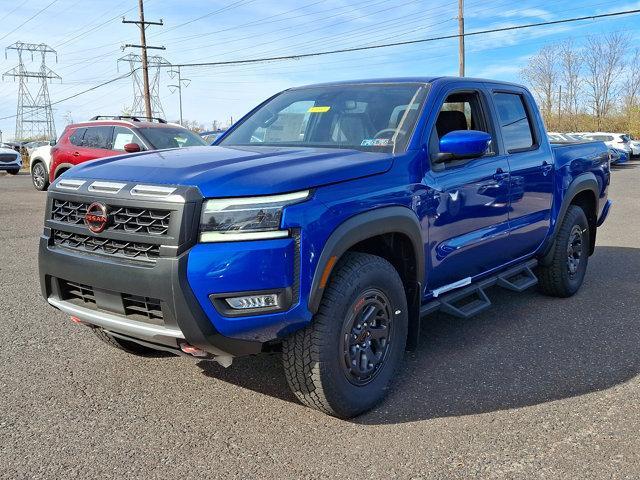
307 206 424 314
542 172 599 261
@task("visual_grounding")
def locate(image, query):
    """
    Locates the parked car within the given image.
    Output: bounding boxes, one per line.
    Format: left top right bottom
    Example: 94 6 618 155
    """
582 132 632 155
628 135 640 157
49 116 207 182
200 129 226 144
609 146 629 165
39 77 611 418
25 140 51 157
0 145 22 174
29 145 53 190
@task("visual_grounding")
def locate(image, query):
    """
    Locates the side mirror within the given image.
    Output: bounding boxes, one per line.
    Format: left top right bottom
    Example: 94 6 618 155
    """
435 130 491 163
49 139 57 147
123 143 141 153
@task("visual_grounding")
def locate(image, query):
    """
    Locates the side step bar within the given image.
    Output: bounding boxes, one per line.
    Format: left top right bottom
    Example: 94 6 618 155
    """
420 260 538 320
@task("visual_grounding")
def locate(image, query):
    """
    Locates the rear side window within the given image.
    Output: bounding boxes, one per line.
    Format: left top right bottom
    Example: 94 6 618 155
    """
493 93 535 152
83 126 113 149
69 128 87 146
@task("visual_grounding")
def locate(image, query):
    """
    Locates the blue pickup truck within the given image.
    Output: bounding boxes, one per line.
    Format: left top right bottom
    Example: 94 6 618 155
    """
39 77 611 417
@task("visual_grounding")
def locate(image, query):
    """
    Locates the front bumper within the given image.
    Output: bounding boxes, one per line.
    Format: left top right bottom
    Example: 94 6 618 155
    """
39 234 265 357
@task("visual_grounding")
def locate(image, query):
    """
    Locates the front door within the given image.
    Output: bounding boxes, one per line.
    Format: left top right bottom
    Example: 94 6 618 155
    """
422 87 513 292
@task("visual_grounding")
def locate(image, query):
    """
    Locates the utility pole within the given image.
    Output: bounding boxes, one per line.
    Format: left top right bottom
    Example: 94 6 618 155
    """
122 0 164 119
458 0 465 77
3 42 60 141
558 85 562 130
168 66 190 125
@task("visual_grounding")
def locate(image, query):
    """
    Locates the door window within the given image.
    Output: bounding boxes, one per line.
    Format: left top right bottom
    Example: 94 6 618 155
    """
112 126 145 151
69 128 87 146
493 93 536 152
431 91 494 159
83 126 113 149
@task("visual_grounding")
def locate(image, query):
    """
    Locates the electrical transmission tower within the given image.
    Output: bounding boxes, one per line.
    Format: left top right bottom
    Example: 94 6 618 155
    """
3 42 60 141
118 53 170 118
168 66 190 125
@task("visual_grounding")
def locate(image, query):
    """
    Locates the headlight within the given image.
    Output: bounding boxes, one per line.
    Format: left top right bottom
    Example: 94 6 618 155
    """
199 190 309 242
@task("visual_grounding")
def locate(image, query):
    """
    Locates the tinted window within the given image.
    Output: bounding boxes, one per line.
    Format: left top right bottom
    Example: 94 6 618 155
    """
137 127 206 150
83 126 113 149
112 126 145 151
69 128 87 146
587 135 613 142
493 93 535 152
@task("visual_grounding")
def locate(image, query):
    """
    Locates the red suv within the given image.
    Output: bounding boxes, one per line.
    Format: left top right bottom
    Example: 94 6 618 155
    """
49 116 206 181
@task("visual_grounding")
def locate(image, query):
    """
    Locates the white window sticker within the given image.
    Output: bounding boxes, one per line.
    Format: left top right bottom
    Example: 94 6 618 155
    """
361 138 391 147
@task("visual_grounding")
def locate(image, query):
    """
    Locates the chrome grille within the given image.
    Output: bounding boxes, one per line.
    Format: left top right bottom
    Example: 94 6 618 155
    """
53 230 160 261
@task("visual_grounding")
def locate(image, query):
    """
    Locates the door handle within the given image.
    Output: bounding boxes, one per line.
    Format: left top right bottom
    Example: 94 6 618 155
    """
493 168 510 181
541 161 553 176
72 151 81 157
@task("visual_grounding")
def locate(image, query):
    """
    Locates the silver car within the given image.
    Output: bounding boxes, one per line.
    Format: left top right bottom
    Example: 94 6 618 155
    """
0 146 22 175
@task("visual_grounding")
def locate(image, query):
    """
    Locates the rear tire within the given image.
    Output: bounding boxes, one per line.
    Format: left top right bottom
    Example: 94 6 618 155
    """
7 169 19 175
92 328 171 357
31 162 49 190
282 252 408 418
538 205 590 297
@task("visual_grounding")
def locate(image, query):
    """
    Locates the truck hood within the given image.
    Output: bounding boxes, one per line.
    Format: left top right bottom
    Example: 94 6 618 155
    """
66 145 394 197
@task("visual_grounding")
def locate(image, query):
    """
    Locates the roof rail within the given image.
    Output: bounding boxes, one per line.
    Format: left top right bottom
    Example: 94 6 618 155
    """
89 115 167 124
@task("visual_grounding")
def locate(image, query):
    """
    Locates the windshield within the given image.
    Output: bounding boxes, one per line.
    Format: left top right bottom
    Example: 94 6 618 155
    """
219 83 428 153
138 127 207 150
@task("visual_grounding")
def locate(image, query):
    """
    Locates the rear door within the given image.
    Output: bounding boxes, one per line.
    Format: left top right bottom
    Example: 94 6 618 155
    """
489 88 554 257
75 126 116 164
423 85 513 291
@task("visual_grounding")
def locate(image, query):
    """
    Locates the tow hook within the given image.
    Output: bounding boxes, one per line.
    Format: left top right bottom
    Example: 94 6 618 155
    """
179 342 233 367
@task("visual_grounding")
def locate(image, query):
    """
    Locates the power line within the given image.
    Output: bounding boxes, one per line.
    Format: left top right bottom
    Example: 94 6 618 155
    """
0 71 136 121
166 8 640 69
0 0 59 42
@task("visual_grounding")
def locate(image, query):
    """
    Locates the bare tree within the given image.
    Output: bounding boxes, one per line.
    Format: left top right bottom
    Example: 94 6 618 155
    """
622 48 640 132
559 40 582 130
583 32 629 130
521 44 559 127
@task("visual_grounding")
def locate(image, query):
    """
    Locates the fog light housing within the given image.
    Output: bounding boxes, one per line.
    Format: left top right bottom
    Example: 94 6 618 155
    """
226 294 279 310
209 288 292 317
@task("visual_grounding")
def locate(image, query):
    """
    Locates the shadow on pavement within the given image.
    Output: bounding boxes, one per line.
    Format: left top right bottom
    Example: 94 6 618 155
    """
197 246 640 424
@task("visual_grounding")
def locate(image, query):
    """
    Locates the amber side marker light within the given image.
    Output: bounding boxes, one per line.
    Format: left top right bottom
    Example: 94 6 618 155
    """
319 255 338 289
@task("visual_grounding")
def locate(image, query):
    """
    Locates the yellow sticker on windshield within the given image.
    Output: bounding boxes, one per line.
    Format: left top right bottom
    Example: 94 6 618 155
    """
308 106 331 113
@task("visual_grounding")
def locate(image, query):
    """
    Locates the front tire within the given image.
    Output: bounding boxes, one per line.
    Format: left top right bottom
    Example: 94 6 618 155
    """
283 252 408 418
7 168 19 175
538 205 590 297
31 162 49 190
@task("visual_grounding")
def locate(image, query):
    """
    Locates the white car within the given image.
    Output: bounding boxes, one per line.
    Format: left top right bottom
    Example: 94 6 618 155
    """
29 145 52 191
0 146 22 175
581 132 632 155
628 137 640 157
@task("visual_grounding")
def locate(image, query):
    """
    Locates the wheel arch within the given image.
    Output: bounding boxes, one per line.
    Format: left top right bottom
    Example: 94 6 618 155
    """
53 163 74 180
307 206 425 348
544 172 599 262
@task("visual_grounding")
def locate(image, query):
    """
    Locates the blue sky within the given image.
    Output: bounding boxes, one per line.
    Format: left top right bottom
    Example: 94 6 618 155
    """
0 0 639 139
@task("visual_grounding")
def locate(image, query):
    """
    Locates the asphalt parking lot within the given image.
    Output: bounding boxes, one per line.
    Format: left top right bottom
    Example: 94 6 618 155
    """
1 164 639 479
